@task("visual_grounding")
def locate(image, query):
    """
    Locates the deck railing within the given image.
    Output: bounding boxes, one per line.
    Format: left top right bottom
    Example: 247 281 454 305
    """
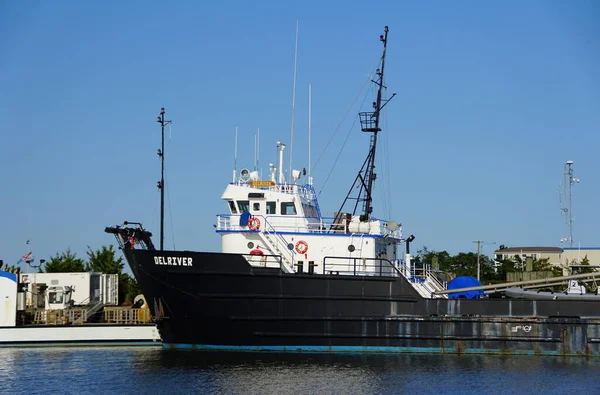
103 307 152 324
242 253 283 270
322 256 401 277
216 214 402 238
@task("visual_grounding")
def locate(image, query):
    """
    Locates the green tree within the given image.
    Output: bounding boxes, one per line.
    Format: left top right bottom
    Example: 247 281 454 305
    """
414 247 452 270
479 259 499 283
573 255 597 274
86 245 124 274
120 273 142 303
569 256 598 292
531 257 562 277
44 249 85 272
413 247 453 281
492 258 517 282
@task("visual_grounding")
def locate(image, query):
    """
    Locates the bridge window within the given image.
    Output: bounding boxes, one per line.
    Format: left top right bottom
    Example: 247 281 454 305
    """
237 200 249 213
266 201 276 214
281 202 297 215
252 202 261 212
228 201 238 214
302 203 317 218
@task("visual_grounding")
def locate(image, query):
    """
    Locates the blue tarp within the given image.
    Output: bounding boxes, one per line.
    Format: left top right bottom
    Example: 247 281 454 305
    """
447 276 484 299
239 211 251 226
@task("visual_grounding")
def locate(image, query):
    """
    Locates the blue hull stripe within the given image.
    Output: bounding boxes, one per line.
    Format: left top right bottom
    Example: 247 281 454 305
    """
163 344 576 356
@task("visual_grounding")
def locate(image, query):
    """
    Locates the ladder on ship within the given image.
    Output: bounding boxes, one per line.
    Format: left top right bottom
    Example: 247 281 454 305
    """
259 220 296 273
397 260 448 299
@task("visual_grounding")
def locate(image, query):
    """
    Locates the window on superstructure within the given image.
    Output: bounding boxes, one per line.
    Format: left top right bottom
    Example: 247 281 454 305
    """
228 201 238 214
252 202 260 212
281 202 297 215
237 200 250 213
49 292 63 304
266 201 276 214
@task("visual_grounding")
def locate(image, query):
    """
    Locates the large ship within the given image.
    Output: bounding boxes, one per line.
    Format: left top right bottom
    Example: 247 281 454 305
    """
106 27 600 356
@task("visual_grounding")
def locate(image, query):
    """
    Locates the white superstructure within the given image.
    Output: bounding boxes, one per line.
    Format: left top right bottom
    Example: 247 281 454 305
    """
214 142 447 298
20 272 119 309
216 142 400 274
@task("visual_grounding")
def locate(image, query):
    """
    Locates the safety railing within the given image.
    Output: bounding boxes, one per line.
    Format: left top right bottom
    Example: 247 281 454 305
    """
68 308 89 324
388 260 449 298
31 308 90 325
394 259 415 279
241 253 284 270
418 278 439 298
103 306 152 324
216 214 402 238
408 263 449 298
260 218 296 272
322 256 401 277
414 263 449 290
227 182 319 201
424 265 448 292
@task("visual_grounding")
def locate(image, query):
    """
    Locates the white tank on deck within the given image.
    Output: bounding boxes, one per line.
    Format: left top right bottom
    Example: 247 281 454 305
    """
348 217 382 234
0 271 18 327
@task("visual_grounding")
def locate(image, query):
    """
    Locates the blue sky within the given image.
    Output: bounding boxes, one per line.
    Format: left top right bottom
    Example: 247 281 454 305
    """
1 0 599 271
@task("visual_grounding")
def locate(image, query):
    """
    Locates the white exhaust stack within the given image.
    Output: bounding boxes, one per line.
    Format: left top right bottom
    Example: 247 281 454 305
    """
277 142 286 184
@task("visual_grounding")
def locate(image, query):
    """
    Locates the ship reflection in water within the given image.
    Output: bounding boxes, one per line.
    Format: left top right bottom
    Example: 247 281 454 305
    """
1 348 599 393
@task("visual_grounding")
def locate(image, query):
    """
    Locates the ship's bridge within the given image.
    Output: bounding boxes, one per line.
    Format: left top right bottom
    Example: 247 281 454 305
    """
216 181 402 239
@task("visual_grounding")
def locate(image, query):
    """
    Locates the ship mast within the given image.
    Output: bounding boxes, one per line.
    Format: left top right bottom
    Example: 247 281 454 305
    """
336 26 395 221
157 107 172 251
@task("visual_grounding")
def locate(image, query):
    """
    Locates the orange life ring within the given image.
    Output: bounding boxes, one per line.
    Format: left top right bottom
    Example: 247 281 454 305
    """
248 217 261 230
248 248 267 267
295 240 308 254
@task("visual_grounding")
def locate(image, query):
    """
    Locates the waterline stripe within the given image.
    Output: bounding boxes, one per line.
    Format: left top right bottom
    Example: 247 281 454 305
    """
163 343 575 356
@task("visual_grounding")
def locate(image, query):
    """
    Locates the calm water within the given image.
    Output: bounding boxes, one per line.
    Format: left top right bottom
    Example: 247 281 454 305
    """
1 347 599 394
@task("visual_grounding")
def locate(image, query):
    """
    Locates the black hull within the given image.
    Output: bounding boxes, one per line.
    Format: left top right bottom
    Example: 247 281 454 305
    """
125 249 600 356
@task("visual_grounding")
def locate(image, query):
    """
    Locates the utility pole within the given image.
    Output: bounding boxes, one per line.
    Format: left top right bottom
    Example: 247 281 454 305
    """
560 160 580 248
473 240 496 281
157 107 172 251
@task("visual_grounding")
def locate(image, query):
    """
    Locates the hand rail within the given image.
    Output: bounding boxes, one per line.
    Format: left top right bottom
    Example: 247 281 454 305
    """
322 256 401 277
215 213 402 238
261 217 295 272
423 264 447 291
